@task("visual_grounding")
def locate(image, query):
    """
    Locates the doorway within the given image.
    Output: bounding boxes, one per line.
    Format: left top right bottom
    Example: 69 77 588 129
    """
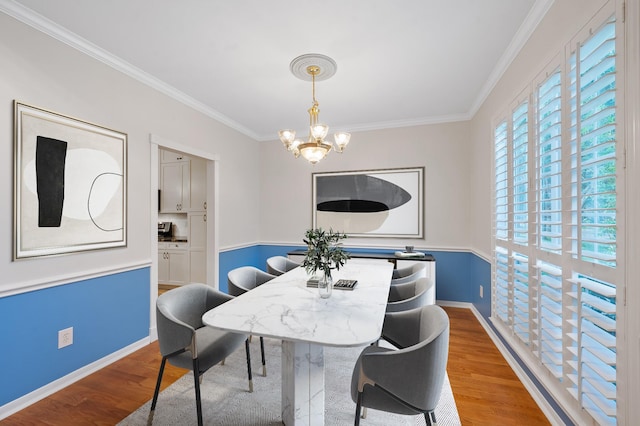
149 134 219 339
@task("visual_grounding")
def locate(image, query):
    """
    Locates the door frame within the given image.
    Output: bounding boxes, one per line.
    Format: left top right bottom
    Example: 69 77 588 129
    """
149 134 219 340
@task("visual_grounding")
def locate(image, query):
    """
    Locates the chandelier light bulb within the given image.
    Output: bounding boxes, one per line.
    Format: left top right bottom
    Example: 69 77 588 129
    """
299 142 331 164
334 132 351 153
311 124 329 140
278 129 296 148
290 139 302 157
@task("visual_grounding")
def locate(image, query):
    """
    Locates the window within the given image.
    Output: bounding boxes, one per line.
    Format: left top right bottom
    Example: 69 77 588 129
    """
537 70 563 255
492 11 621 426
512 101 529 246
568 17 618 268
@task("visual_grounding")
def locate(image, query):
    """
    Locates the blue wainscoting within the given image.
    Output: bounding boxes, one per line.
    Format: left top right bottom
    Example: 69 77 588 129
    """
218 245 303 293
469 253 492 319
425 250 475 302
220 245 488 306
0 267 150 407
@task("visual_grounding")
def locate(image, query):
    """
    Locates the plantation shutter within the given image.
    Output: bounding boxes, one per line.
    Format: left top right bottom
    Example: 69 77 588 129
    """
532 69 565 379
495 121 509 242
568 17 617 268
494 120 510 326
566 276 616 425
566 15 617 425
512 252 529 344
535 261 563 379
492 10 619 426
536 69 563 254
512 102 529 246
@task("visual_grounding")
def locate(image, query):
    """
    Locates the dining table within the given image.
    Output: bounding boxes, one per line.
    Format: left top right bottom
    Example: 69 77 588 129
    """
202 258 394 425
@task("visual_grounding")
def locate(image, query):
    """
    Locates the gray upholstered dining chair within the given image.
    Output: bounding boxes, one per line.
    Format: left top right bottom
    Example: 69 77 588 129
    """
227 266 276 376
350 305 450 426
150 283 253 426
390 263 428 285
266 255 300 276
386 277 435 313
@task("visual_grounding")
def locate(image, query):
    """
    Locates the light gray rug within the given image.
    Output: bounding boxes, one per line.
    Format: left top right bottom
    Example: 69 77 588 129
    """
120 338 461 425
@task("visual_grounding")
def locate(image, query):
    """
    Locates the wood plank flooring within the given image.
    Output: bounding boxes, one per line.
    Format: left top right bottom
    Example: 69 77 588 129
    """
444 307 549 425
1 306 549 425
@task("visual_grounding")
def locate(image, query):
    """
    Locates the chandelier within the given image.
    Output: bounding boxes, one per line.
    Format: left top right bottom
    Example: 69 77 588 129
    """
278 54 351 164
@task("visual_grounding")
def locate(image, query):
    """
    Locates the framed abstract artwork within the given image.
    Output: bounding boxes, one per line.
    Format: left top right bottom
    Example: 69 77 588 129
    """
312 167 424 238
13 101 127 259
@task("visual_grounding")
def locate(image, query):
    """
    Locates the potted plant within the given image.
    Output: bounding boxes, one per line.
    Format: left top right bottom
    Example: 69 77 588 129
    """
302 228 350 298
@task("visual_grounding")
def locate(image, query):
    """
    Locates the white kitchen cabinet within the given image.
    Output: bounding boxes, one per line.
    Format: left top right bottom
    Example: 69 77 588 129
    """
189 250 206 283
188 211 207 282
158 242 189 285
158 148 208 285
160 161 190 212
189 212 207 250
161 150 189 163
190 157 207 212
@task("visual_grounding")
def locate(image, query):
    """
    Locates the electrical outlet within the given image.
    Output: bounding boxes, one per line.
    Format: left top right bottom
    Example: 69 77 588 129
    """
58 327 73 349
480 285 484 298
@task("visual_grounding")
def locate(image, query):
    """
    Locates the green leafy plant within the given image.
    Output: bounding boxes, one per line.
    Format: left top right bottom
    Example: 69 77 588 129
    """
301 228 350 278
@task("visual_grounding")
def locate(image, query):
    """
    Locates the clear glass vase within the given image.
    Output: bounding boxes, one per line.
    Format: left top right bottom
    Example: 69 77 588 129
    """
318 272 333 299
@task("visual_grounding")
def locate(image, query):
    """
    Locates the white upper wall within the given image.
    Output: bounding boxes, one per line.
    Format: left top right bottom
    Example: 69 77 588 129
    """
0 12 261 289
259 122 472 251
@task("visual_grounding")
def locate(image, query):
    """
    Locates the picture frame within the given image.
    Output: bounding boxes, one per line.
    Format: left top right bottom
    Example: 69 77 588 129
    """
13 101 127 259
312 167 424 238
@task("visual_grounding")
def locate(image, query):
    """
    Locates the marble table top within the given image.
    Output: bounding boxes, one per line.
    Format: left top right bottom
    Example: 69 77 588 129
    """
202 259 394 347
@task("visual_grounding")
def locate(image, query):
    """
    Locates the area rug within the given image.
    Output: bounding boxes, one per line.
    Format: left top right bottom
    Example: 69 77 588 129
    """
119 337 461 425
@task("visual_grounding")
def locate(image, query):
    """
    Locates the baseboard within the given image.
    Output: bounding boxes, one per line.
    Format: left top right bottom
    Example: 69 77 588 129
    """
149 325 158 341
435 300 471 308
0 337 150 420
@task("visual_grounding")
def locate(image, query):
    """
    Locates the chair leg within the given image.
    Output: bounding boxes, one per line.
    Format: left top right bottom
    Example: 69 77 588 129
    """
149 356 167 422
193 358 202 426
354 391 363 426
259 336 267 376
245 339 254 392
425 411 436 426
192 358 203 426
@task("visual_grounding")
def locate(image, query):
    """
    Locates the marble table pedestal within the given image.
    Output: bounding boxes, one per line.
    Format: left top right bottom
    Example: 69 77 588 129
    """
282 341 325 425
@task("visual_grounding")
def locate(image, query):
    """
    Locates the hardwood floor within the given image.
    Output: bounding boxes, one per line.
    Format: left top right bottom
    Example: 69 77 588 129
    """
158 284 177 295
2 306 549 425
444 307 549 425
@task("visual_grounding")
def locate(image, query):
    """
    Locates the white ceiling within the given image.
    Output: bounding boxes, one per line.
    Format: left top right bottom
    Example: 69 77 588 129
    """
3 0 552 141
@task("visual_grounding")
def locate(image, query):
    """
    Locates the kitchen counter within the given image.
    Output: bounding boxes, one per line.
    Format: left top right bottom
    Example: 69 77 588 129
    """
158 237 188 243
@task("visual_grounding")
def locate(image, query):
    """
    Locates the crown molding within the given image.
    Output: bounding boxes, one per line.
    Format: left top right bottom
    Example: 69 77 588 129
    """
0 0 261 141
1 0 552 143
468 0 556 117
